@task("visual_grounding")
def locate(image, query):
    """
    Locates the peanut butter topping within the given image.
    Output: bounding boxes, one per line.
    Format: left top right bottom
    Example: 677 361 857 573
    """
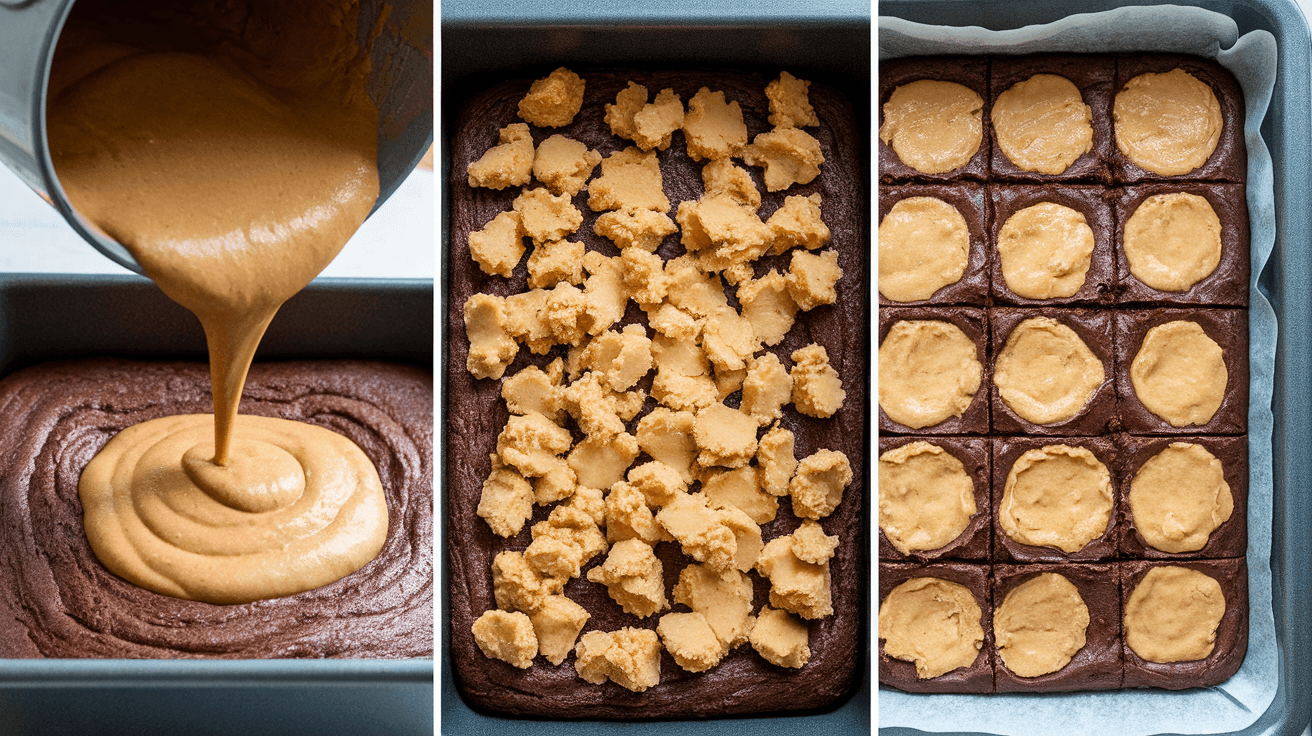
1125 566 1225 663
1130 443 1233 553
879 80 983 175
997 203 1095 299
878 442 976 554
878 320 982 429
1000 445 1112 553
879 577 983 679
994 317 1104 425
1130 320 1228 427
993 573 1089 678
1114 68 1223 176
991 74 1093 175
53 1 388 603
1123 193 1222 292
878 197 970 302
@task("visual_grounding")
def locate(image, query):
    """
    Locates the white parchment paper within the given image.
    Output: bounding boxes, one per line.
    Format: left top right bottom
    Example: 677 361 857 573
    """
878 7 1279 735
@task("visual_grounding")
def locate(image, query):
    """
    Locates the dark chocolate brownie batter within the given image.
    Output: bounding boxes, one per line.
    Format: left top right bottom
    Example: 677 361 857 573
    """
446 70 867 718
0 358 433 658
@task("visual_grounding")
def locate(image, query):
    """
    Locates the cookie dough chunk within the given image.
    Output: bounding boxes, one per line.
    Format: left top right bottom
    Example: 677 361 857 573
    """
467 211 525 278
997 203 1094 300
767 193 830 254
657 492 760 573
527 239 585 289
1124 566 1225 662
879 197 970 303
791 344 844 419
739 272 798 348
468 123 535 190
1114 68 1222 176
880 80 984 175
492 550 564 614
477 456 535 538
994 317 1104 424
879 320 981 429
518 67 585 128
789 449 852 520
741 353 793 425
766 71 819 129
673 564 756 649
743 127 824 191
787 250 842 311
683 87 748 161
532 134 601 196
636 408 698 482
757 425 797 497
1130 320 1227 427
574 628 662 692
750 606 811 668
464 293 519 380
1123 193 1222 292
513 188 583 246
879 577 983 679
1000 445 1112 553
586 538 669 618
530 596 590 666
472 610 538 669
991 74 1093 175
694 402 759 468
605 82 648 141
703 466 777 525
658 612 725 672
588 147 670 213
879 442 975 554
755 534 832 620
1129 443 1233 553
993 572 1089 677
595 209 678 252
633 89 685 151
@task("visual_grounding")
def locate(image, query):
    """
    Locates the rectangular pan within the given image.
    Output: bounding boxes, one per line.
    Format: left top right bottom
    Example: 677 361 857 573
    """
439 3 872 733
876 0 1312 733
0 273 434 736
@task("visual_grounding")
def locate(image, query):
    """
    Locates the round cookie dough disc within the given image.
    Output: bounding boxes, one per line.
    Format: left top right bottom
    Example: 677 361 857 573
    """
1130 320 1228 427
1113 68 1223 176
878 441 976 554
997 203 1094 300
1124 566 1226 662
879 576 983 679
991 74 1093 175
878 197 970 302
879 80 983 175
1130 442 1233 553
993 572 1090 678
1123 192 1222 292
1000 444 1113 554
879 320 982 429
994 316 1104 425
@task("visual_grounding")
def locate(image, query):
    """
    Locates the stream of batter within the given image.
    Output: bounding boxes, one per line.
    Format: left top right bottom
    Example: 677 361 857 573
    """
47 0 389 604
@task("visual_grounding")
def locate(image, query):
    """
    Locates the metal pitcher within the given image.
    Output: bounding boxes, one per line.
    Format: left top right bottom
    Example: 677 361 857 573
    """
0 0 433 274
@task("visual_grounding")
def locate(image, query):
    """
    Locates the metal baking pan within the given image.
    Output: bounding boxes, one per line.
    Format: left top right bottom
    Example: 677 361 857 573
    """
876 0 1312 734
439 0 871 732
0 274 434 736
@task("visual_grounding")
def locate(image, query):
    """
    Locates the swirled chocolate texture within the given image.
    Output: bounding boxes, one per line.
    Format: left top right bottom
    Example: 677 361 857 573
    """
0 359 432 659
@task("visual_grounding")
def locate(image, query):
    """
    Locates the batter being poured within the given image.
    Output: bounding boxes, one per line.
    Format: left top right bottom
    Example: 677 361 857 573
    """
48 0 388 604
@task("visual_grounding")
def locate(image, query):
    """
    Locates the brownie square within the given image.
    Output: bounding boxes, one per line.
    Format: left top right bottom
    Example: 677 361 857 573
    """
991 435 1120 563
879 307 990 435
988 54 1115 183
1111 54 1246 184
988 185 1116 306
1115 309 1248 435
1120 559 1248 689
1118 435 1247 560
989 308 1116 436
879 56 990 183
879 183 989 306
992 563 1122 692
1113 183 1250 306
879 562 993 693
878 436 991 562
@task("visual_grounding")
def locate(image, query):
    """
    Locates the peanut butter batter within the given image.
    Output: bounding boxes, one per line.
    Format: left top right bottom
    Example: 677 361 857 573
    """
1130 443 1233 553
1125 566 1225 663
1000 445 1112 553
51 0 388 603
1114 68 1223 176
879 80 983 175
991 74 1093 175
1130 320 1228 427
878 320 982 429
879 577 983 679
993 573 1089 678
878 442 975 555
997 203 1095 300
1123 193 1222 292
878 197 970 302
994 317 1104 425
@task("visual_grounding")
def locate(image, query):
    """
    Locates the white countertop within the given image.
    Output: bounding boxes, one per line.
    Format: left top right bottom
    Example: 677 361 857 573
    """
0 163 435 280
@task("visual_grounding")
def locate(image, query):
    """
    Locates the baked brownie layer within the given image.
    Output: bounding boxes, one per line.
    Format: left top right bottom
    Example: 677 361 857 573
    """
0 358 434 658
878 436 991 562
447 70 867 719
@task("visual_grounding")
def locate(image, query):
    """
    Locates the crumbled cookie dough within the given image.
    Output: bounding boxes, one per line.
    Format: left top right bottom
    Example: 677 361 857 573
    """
502 364 564 421
743 127 824 191
683 87 749 161
561 372 627 437
755 533 832 620
673 563 755 649
677 194 772 273
658 612 726 672
581 251 628 336
757 425 798 497
790 449 853 520
767 193 830 254
627 460 689 509
513 187 584 246
652 335 718 412
791 344 845 418
703 465 778 525
605 481 669 546
791 519 839 564
464 293 519 380
532 462 577 505
492 550 565 614
766 71 819 129
741 353 794 425
580 325 653 392
596 209 679 251
605 82 649 141
568 432 639 490
787 249 842 311
665 256 732 317
477 455 535 538
715 367 747 400
496 412 573 478
738 272 798 348
694 402 759 468
588 147 671 213
574 628 662 692
524 510 607 580
526 238 584 289
750 606 811 669
503 288 553 354
468 123 535 190
540 283 591 347
586 538 669 618
519 67 586 128
636 408 699 482
472 609 538 669
632 89 685 151
532 134 601 196
701 308 760 373
656 491 762 573
702 158 761 208
621 248 671 304
530 595 590 666
645 302 701 341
